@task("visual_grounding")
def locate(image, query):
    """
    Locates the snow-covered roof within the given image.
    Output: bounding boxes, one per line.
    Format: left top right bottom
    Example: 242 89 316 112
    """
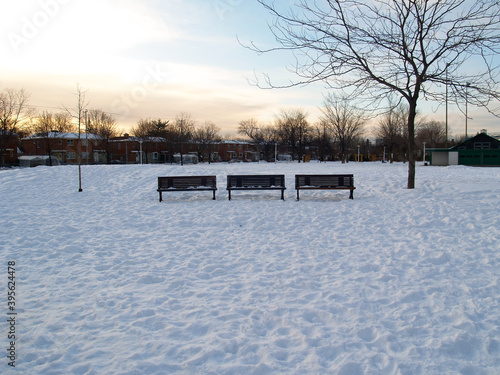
23 132 102 140
19 155 53 160
220 140 252 145
110 136 166 143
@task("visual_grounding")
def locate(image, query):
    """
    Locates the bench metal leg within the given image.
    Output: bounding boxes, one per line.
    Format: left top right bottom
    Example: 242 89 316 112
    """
159 191 162 202
349 189 354 199
281 189 285 200
296 189 300 201
213 190 216 200
228 190 231 200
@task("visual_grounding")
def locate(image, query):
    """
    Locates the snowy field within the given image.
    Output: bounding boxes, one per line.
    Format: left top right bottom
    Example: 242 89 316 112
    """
1 161 499 374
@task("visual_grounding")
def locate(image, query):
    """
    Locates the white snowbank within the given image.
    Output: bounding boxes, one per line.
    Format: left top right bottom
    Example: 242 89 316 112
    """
1 162 499 374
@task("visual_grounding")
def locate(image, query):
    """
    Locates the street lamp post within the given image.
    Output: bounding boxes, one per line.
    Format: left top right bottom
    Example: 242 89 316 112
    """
445 65 448 147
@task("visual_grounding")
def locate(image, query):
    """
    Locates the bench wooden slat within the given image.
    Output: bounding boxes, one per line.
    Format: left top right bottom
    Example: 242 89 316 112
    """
157 176 217 201
295 174 355 200
227 174 286 200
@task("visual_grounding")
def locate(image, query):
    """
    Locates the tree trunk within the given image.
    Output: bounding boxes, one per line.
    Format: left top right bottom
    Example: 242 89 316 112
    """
407 102 417 189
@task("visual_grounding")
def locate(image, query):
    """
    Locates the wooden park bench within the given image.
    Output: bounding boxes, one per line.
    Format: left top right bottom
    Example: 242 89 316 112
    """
295 174 355 200
157 176 217 202
227 174 286 200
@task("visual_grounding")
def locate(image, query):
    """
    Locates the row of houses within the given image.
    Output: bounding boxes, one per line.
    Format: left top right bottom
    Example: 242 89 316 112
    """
6 132 261 166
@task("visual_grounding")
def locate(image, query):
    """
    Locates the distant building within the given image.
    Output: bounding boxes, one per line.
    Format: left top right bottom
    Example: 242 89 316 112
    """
20 133 261 165
109 134 167 164
428 130 500 166
214 140 258 162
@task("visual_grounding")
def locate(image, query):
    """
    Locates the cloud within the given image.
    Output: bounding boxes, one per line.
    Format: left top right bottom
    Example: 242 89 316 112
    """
1 0 174 74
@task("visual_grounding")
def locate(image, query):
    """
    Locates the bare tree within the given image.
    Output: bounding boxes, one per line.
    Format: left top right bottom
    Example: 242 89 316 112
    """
250 0 500 188
87 110 117 136
87 109 118 163
238 118 261 142
276 109 310 162
192 121 221 163
238 118 279 161
312 120 334 162
320 94 365 163
28 111 74 166
53 112 74 133
173 113 195 165
417 120 447 149
259 124 280 161
131 118 168 164
0 88 32 166
374 103 409 163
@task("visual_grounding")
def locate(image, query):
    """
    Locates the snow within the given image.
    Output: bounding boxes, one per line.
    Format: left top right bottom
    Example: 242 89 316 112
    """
1 162 499 374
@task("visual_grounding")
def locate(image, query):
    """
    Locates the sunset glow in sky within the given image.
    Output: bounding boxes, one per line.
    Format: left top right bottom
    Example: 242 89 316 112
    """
1 0 498 136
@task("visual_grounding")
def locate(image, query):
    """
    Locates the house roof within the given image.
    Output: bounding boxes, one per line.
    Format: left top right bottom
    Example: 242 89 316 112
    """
450 132 500 150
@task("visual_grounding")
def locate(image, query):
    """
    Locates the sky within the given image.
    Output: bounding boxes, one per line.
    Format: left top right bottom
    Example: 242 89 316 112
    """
1 0 498 137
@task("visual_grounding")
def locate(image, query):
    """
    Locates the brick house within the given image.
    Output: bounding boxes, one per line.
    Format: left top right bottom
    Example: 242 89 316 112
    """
109 134 167 164
21 132 105 164
214 140 259 162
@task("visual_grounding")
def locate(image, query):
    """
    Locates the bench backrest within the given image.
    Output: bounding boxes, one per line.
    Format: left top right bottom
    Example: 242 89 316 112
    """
158 176 217 189
227 174 285 188
295 174 354 188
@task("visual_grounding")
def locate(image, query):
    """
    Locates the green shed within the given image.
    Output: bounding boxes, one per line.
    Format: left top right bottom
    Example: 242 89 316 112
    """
428 131 500 166
452 132 500 166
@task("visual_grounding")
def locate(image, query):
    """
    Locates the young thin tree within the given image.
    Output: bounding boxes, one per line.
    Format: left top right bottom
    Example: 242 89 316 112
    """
63 85 89 166
251 0 500 188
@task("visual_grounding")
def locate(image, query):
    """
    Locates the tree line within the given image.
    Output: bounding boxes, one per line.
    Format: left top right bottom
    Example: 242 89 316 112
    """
238 93 455 163
1 86 456 166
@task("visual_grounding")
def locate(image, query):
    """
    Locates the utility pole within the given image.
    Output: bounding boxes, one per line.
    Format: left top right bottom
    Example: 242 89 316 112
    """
465 83 470 139
445 66 448 147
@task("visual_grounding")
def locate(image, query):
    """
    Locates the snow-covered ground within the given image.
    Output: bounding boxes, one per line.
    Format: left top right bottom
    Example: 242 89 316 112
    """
1 161 499 374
